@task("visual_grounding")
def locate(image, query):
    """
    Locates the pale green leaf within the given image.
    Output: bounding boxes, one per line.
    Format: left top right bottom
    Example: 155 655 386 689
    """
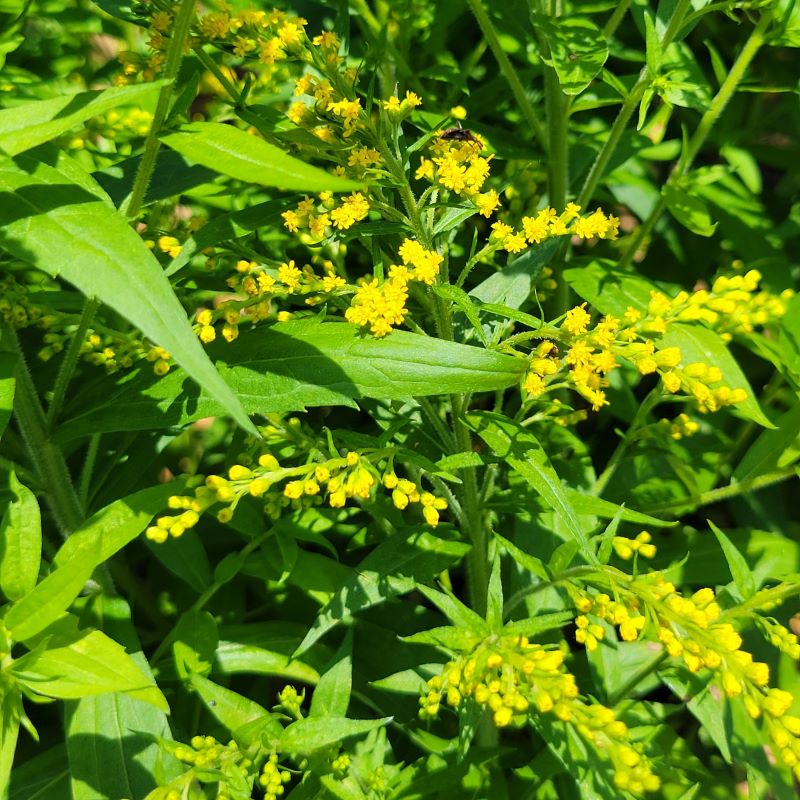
0 82 166 156
161 122 362 192
279 717 391 755
0 472 41 602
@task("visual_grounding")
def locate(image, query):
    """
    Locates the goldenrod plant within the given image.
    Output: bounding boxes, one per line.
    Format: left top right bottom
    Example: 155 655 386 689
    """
0 0 799 798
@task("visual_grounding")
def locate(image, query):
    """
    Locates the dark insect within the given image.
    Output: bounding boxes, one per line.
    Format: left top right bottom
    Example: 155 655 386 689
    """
439 127 481 145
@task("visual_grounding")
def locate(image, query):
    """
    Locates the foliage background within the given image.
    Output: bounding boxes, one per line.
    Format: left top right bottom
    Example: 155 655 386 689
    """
0 0 799 799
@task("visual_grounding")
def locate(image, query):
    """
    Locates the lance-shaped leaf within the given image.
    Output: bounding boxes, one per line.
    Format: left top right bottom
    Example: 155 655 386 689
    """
0 152 255 434
161 122 363 192
466 411 596 561
57 320 527 440
279 717 392 755
3 483 177 642
11 615 167 710
0 472 41 602
0 82 166 156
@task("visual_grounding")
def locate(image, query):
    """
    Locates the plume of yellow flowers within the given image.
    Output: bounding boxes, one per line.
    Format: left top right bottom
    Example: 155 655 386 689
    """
419 633 660 795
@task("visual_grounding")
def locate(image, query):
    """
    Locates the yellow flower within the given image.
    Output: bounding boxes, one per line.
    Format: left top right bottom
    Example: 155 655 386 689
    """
563 304 591 336
475 190 500 218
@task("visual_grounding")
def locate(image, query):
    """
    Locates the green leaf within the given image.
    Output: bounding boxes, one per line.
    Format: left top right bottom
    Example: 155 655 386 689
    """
494 533 549 580
563 260 666 316
166 197 294 275
0 692 22 799
485 551 503 629
57 321 526 440
501 611 575 639
433 284 488 345
12 616 168 709
563 490 676 527
309 630 352 719
466 411 595 561
0 350 16 440
0 82 166 156
596 506 624 565
173 610 218 680
708 520 757 600
663 185 717 237
0 153 256 435
734 401 800 482
63 596 180 800
4 483 176 642
189 674 272 744
279 717 391 756
537 16 609 95
470 240 559 309
415 584 489 634
161 122 363 193
0 472 41 602
294 529 470 656
8 745 70 800
658 323 773 428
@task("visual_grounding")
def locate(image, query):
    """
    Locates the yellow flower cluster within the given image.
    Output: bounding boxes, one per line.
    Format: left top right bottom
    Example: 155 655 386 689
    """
657 412 700 440
490 204 619 254
345 239 443 337
160 735 252 800
419 634 660 795
573 575 800 777
281 192 370 237
416 134 499 219
612 531 656 560
146 449 447 542
194 258 347 343
259 754 292 800
522 298 751 413
647 270 793 341
383 91 423 114
759 618 800 660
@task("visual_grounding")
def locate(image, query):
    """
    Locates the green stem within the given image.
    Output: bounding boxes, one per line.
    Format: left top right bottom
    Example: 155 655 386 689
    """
646 466 798 516
125 0 197 219
46 297 98 431
575 0 692 210
417 397 457 452
602 0 632 39
618 7 772 268
3 325 84 534
192 44 242 105
592 387 662 497
466 0 547 151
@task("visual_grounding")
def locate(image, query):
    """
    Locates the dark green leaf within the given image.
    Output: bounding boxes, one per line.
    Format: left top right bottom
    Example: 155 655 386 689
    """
0 350 16 439
294 529 470 655
173 610 218 680
57 321 526 440
309 630 352 719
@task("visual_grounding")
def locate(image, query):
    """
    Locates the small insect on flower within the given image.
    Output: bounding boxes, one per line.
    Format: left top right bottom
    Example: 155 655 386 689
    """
439 127 482 146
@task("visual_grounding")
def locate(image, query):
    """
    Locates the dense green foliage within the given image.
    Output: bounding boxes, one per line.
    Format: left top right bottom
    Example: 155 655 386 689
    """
1 0 800 798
